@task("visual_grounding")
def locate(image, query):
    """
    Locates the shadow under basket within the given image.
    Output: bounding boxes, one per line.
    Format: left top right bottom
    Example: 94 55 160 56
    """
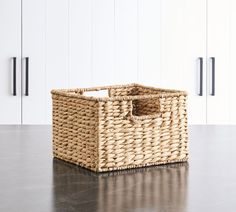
51 83 189 172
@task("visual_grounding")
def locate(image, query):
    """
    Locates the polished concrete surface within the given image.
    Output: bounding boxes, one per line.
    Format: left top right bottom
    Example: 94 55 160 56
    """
0 125 236 212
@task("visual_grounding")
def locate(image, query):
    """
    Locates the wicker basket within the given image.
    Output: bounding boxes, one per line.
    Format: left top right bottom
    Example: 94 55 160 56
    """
51 83 188 172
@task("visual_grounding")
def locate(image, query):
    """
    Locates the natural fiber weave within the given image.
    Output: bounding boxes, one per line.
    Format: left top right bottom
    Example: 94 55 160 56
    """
51 83 188 172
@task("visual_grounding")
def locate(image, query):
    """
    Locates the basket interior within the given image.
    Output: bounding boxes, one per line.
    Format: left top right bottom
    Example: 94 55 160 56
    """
79 84 176 98
110 85 171 116
52 84 185 117
82 88 161 116
132 99 160 116
72 84 167 116
83 89 109 97
109 84 170 97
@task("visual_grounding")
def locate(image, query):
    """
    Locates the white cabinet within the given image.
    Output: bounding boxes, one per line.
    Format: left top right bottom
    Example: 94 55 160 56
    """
23 0 68 124
207 0 231 124
1 0 236 124
158 0 207 124
0 0 68 124
206 0 230 124
22 0 46 124
184 0 207 124
45 0 69 123
160 0 236 124
197 0 236 125
0 0 21 124
229 0 236 123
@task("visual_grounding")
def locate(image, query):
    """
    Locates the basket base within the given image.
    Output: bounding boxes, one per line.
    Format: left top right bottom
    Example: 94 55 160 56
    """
53 155 189 173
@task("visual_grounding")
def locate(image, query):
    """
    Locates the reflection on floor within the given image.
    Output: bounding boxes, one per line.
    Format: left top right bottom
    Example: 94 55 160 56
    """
1 125 236 212
53 159 188 212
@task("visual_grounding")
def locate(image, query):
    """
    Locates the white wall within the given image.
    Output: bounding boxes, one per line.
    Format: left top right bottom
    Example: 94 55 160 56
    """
68 0 162 87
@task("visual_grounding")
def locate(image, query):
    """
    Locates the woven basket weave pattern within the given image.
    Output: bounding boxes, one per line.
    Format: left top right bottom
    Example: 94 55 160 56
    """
52 84 188 172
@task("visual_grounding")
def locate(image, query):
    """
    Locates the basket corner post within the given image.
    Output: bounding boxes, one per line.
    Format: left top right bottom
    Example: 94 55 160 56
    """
96 101 102 172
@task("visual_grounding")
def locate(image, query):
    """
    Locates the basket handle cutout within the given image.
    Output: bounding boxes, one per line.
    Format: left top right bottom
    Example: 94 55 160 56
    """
127 99 162 123
128 112 162 123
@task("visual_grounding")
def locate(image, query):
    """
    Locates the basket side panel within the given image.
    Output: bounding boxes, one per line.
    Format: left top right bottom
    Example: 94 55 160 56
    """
98 95 188 172
159 95 188 162
52 94 99 171
98 100 131 171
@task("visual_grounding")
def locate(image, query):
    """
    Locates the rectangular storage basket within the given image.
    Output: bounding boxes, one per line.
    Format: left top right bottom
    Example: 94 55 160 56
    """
51 83 188 172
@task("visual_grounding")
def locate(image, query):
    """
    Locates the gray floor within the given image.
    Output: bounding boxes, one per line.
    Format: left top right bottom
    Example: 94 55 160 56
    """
0 125 236 212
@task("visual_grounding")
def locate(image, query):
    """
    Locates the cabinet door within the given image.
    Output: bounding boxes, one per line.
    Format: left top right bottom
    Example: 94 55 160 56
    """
229 0 236 124
161 0 206 124
0 0 21 124
45 0 69 124
22 0 69 124
208 0 236 124
184 0 207 124
22 0 46 124
207 0 230 124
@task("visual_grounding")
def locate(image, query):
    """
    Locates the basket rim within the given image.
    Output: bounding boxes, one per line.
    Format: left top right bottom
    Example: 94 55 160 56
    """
51 83 187 102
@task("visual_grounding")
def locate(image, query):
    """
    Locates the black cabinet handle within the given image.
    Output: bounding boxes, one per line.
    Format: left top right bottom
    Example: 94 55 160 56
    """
25 57 29 96
210 57 215 96
13 57 17 96
198 57 203 96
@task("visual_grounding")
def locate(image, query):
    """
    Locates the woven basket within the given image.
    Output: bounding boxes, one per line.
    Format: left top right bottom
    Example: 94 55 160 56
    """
51 83 188 172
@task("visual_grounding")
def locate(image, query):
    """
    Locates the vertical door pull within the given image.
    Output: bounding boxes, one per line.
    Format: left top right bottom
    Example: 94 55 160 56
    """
210 57 215 96
198 57 203 96
25 57 29 96
12 57 17 96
